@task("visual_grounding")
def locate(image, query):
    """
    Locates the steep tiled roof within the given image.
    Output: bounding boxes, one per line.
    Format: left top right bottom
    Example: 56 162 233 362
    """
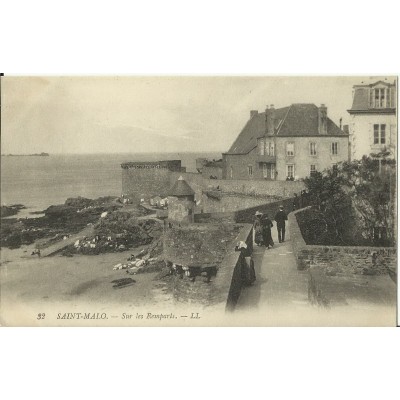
227 107 289 154
168 176 195 197
226 104 346 155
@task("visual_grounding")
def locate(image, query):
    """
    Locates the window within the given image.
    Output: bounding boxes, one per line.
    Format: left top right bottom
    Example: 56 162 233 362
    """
286 164 294 179
248 165 253 176
331 142 338 155
262 163 268 178
310 165 316 176
270 143 275 156
309 142 317 156
270 164 275 179
374 124 386 144
264 142 275 156
286 142 294 156
370 88 390 108
374 88 385 108
259 138 265 155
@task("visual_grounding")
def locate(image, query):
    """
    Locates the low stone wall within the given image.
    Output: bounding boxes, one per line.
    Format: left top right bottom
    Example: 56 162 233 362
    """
208 178 304 198
193 197 294 225
290 209 397 274
290 208 397 308
235 197 294 224
194 212 235 224
170 171 305 199
212 224 254 311
201 192 282 214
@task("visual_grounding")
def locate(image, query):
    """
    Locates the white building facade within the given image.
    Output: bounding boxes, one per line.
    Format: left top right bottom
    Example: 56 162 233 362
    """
347 80 397 160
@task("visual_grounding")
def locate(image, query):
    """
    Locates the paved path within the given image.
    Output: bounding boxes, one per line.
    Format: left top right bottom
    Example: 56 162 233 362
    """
236 218 310 311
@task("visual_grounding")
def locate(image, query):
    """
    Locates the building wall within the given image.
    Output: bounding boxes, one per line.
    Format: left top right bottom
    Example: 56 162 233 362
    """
222 136 349 181
121 165 305 207
274 136 349 180
348 114 397 160
167 196 194 223
222 151 276 180
162 224 254 309
122 167 174 202
202 166 223 179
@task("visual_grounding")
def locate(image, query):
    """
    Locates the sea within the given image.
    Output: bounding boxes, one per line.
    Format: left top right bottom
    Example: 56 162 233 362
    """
1 152 221 217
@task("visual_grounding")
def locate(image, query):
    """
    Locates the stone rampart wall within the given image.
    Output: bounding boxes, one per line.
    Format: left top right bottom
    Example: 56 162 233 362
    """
289 209 397 274
164 224 253 310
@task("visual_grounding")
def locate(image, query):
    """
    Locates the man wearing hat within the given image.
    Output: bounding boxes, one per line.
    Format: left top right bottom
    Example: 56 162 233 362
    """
274 205 288 243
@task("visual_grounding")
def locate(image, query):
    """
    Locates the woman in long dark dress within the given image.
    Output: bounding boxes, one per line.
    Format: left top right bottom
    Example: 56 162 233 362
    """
254 211 263 246
261 213 274 249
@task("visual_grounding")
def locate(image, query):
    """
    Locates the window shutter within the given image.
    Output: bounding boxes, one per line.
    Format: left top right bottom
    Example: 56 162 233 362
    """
369 123 373 146
390 124 396 148
390 87 396 108
369 89 373 108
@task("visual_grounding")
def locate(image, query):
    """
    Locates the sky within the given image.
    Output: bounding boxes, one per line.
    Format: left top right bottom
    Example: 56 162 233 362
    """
1 76 394 154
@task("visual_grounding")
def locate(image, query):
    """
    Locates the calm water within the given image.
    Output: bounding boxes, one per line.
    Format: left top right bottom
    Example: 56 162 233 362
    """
1 152 220 215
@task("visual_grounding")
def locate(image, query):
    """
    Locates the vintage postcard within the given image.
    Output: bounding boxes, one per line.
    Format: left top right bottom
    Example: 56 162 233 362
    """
0 76 397 326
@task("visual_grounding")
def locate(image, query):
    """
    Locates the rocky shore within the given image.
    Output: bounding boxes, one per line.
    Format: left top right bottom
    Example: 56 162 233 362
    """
0 196 153 250
1 204 26 218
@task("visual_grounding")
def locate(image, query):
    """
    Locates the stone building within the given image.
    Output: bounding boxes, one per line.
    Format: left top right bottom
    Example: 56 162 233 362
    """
347 79 397 160
167 176 195 223
121 160 185 203
222 103 349 181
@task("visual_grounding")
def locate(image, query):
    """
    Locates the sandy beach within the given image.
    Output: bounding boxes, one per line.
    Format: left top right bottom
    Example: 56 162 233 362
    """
0 244 179 326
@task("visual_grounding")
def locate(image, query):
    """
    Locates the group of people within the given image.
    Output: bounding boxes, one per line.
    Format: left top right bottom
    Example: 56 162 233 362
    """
254 205 288 249
292 190 311 211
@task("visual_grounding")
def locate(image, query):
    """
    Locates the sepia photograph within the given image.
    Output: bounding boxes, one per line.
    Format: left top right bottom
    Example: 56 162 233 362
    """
0 76 397 326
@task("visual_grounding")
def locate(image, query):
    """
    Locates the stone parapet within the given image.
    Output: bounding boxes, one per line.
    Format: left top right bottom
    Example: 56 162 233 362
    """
289 208 397 275
289 208 397 309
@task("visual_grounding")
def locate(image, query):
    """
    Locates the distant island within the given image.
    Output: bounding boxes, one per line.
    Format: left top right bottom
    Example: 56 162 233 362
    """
1 152 50 157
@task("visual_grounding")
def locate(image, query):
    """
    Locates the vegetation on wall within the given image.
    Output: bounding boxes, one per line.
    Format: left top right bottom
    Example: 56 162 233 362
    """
299 154 396 247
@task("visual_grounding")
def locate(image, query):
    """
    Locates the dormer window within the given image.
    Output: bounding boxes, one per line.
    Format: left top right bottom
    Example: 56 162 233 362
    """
375 88 385 108
369 87 391 108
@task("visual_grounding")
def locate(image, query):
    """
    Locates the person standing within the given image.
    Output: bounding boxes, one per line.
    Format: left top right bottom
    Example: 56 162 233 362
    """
275 205 288 243
293 193 300 211
261 213 274 249
253 211 263 246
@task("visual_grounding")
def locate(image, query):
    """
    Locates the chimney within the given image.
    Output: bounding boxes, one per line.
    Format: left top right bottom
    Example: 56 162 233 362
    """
250 110 258 119
265 104 275 135
318 104 327 135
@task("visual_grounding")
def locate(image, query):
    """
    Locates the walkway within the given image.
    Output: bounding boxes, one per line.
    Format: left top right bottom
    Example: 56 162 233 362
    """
236 217 310 311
